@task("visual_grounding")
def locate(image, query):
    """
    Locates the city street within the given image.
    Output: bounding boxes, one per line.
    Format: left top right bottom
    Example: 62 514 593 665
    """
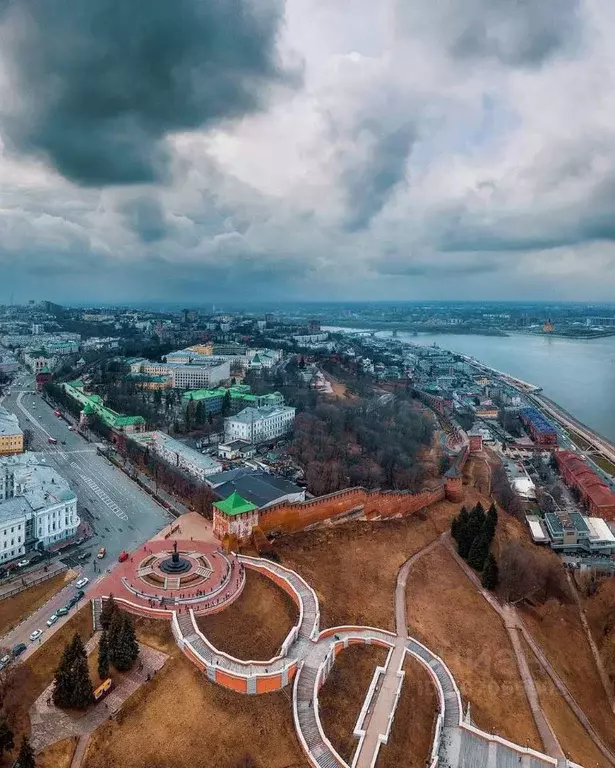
1 370 171 651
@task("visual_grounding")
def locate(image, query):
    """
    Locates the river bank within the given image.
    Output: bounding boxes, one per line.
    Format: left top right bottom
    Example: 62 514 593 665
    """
324 327 615 443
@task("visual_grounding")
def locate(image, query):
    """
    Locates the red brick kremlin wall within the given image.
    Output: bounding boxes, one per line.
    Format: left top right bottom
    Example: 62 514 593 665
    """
258 486 446 535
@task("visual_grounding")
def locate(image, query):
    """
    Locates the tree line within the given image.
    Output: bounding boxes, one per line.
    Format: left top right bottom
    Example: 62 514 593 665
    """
53 602 138 710
451 502 499 590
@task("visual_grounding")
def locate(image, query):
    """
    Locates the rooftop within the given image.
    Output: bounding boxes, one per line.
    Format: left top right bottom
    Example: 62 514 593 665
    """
209 468 303 508
0 407 23 438
213 491 258 517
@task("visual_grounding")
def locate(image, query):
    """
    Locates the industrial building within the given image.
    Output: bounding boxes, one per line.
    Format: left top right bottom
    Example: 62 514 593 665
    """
519 407 558 446
556 450 615 520
0 407 23 456
0 455 79 560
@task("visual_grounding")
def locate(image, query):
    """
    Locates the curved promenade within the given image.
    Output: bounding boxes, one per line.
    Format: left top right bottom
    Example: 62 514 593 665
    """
94 543 592 768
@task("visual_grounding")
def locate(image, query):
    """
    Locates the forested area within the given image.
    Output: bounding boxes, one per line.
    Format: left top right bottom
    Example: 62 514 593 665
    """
289 398 435 496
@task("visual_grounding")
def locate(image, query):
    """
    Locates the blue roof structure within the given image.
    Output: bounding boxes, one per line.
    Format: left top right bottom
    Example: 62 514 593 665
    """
520 407 557 436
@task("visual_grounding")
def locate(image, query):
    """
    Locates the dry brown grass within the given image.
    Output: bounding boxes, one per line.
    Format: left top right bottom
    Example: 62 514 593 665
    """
196 570 298 660
520 598 615 755
36 736 78 768
523 638 609 768
276 510 453 631
318 644 388 764
405 543 542 750
378 653 439 768
0 605 93 755
82 652 306 768
0 571 75 636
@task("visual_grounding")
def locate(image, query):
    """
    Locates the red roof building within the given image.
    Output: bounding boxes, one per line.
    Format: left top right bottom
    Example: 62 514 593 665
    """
556 451 615 520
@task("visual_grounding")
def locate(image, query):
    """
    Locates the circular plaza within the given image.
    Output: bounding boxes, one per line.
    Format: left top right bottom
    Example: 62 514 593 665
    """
90 539 245 616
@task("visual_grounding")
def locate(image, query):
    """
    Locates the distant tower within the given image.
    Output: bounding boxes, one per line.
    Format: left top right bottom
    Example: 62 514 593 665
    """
542 319 555 333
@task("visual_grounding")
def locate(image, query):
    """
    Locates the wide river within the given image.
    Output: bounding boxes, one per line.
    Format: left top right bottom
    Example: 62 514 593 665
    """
324 328 615 443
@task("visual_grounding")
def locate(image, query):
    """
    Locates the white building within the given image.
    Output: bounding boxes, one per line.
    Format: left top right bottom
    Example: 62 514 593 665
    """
224 405 295 445
133 431 222 481
0 455 79 561
140 359 230 389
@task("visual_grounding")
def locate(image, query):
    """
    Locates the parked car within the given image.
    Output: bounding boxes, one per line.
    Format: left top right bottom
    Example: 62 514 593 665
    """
17 559 29 568
29 629 42 642
29 552 44 565
0 655 10 670
11 643 26 658
68 425 74 431
77 552 91 562
48 437 57 445
56 606 69 617
97 547 106 559
46 614 59 627
118 551 129 563
75 577 89 589
66 596 79 609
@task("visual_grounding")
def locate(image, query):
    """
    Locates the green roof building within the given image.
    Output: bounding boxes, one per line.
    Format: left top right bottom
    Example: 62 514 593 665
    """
212 492 259 540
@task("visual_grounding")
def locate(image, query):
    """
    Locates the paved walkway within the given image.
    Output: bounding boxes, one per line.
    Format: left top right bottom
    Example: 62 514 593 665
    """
30 636 168 759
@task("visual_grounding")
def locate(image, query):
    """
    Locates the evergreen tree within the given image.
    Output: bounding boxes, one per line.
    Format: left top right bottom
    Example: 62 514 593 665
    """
221 390 231 417
0 718 14 756
71 654 94 708
457 504 486 560
482 553 499 591
53 633 93 709
98 630 110 681
451 506 466 543
467 528 490 571
485 503 498 543
100 595 118 631
110 613 139 672
16 736 35 768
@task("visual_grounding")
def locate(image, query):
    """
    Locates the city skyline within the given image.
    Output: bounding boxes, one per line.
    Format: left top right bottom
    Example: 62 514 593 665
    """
2 1 615 303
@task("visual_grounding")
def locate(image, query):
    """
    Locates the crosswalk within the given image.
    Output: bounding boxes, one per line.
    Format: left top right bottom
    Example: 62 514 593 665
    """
71 461 129 521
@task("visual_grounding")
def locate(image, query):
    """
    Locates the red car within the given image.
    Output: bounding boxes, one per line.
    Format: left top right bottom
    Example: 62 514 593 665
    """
118 551 129 563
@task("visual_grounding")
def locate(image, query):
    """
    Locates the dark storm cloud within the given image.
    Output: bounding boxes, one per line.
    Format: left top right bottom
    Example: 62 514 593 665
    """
0 0 295 186
398 0 581 67
120 196 169 243
341 122 415 231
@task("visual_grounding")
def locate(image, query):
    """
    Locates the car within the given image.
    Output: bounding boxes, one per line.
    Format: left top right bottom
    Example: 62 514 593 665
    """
29 629 42 642
75 577 88 589
0 655 10 671
29 552 44 565
66 596 79 609
77 551 91 561
118 551 129 563
68 425 74 431
46 614 59 627
75 589 85 600
48 437 57 445
11 643 26 658
97 547 106 559
16 559 29 568
56 606 69 617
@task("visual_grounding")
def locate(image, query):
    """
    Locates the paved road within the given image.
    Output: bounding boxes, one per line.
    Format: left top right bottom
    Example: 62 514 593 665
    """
0 571 90 662
0 368 172 657
4 379 170 574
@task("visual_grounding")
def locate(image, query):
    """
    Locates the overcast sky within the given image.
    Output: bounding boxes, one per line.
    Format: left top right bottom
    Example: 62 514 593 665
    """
1 0 614 304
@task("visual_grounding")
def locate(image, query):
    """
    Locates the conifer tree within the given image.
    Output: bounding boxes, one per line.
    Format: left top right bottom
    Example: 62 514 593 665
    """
467 528 490 571
111 613 139 672
98 630 110 681
100 594 119 631
482 553 499 591
52 643 75 708
0 718 14 756
16 736 35 768
459 503 486 559
71 653 94 708
485 503 498 542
